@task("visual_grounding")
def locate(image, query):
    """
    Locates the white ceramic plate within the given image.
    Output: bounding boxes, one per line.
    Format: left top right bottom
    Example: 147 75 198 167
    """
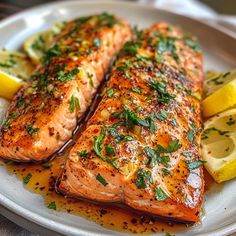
0 1 236 236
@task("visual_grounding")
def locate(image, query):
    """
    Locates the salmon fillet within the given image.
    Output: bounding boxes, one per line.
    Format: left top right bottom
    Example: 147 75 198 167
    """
0 13 132 162
58 22 204 222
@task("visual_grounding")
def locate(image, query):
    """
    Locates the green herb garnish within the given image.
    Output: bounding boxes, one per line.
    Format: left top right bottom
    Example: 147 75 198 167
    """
136 169 153 189
57 68 79 82
186 160 206 170
78 150 88 158
23 173 32 185
105 144 115 156
130 87 142 94
155 187 169 201
68 95 80 113
107 88 116 97
187 130 194 143
41 162 52 169
155 110 167 121
96 174 108 186
149 80 175 104
47 201 57 210
26 124 39 136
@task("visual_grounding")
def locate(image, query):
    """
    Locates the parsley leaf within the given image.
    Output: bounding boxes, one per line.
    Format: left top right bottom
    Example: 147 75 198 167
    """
107 88 116 97
96 174 108 186
186 160 206 170
68 95 80 113
136 169 153 189
155 187 169 201
23 173 32 185
25 124 39 136
155 110 167 121
105 144 115 155
47 201 57 210
130 87 142 94
78 150 88 158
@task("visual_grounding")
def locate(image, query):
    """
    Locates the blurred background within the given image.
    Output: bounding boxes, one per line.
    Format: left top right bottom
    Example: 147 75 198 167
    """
0 0 236 19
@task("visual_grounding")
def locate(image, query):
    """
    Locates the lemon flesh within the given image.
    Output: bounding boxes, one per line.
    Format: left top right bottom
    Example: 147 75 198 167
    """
204 69 236 98
201 108 236 183
0 71 23 99
0 50 34 80
202 78 236 117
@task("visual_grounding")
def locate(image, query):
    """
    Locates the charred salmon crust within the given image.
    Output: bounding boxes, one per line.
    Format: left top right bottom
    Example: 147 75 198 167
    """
58 22 204 223
0 13 132 162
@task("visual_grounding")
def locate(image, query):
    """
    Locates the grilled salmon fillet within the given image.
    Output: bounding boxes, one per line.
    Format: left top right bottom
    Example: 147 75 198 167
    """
58 22 204 222
0 13 132 162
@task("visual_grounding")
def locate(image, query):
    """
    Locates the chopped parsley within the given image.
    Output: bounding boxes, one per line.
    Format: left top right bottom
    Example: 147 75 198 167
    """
77 150 88 158
57 68 79 82
165 232 174 236
130 87 142 94
157 140 182 153
25 124 39 136
93 37 101 48
96 12 118 28
96 174 108 186
136 169 153 189
43 44 62 65
149 80 175 104
2 112 19 129
93 127 118 168
162 168 171 176
41 162 52 169
107 88 116 97
170 118 178 127
155 187 169 201
186 160 206 170
16 97 24 108
32 35 45 52
144 140 181 168
93 127 106 160
108 126 134 143
123 41 139 54
105 144 115 155
184 34 200 52
156 34 179 62
187 130 194 143
47 201 57 210
118 108 155 133
87 73 94 88
155 110 167 121
68 95 80 113
117 61 131 79
23 173 32 185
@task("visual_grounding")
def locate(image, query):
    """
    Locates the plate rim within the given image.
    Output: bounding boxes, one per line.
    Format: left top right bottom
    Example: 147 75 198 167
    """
0 1 236 235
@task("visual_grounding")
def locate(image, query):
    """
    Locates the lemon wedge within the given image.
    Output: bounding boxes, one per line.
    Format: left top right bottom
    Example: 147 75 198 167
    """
24 22 64 65
0 50 34 80
24 31 53 65
201 108 236 183
203 69 236 98
202 78 236 117
0 70 23 99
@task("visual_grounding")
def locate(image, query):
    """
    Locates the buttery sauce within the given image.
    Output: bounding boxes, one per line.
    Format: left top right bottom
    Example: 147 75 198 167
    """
0 151 214 235
0 151 192 235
